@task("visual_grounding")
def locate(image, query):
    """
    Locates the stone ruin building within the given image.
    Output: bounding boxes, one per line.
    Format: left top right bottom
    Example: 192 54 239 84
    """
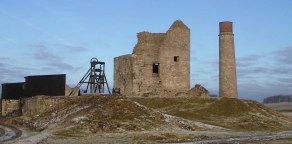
114 20 190 97
114 20 238 98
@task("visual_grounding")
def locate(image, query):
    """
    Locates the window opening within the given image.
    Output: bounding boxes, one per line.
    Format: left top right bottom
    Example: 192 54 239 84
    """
174 56 179 62
152 63 159 73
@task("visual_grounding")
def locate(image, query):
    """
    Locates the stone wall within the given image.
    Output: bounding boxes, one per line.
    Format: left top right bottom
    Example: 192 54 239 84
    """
21 95 78 116
1 99 20 116
114 54 133 95
158 21 190 93
131 32 164 96
1 84 77 116
114 20 190 97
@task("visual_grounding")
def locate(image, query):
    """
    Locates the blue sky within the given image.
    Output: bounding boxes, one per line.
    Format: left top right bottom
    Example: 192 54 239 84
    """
1 0 292 101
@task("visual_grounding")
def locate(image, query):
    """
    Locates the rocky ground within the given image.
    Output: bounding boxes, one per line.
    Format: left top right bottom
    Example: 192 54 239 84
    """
0 124 21 143
1 95 292 143
0 127 4 137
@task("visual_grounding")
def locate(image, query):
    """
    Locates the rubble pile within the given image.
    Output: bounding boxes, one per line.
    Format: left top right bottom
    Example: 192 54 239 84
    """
188 84 209 97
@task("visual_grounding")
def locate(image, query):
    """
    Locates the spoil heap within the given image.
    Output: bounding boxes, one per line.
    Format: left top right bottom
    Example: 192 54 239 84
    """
14 95 165 134
132 97 292 131
6 95 292 143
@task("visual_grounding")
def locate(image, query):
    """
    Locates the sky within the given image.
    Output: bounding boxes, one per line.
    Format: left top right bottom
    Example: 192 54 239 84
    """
0 0 292 102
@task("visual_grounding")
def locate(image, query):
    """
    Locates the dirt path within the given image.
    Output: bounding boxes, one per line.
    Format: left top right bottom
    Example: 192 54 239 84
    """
180 131 292 144
0 125 22 143
0 127 5 137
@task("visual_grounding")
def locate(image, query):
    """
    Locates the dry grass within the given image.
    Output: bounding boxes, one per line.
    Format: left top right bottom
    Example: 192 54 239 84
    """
13 95 166 135
132 132 210 143
5 95 292 143
131 97 292 131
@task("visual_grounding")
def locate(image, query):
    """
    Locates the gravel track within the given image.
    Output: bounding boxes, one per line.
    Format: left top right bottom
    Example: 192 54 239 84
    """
0 127 5 137
0 125 22 143
180 131 292 144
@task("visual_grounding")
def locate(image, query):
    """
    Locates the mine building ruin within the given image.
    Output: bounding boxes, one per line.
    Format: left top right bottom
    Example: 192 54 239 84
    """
1 74 68 116
114 20 190 96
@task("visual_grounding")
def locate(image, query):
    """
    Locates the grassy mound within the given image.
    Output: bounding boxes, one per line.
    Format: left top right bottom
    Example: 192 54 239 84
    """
131 97 292 131
13 95 165 136
9 95 292 140
202 97 251 116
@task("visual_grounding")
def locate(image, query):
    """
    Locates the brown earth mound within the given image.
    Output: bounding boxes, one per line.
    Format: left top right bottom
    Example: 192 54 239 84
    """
8 95 292 142
132 97 292 131
201 97 251 116
13 95 165 135
4 95 292 143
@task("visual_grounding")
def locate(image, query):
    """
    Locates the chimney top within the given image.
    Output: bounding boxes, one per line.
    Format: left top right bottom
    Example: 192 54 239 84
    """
220 21 233 33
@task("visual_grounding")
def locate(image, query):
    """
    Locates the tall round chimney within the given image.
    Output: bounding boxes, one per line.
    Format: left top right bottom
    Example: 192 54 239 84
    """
219 21 238 98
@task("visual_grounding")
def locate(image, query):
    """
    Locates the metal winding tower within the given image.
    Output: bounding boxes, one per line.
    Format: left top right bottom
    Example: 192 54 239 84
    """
70 58 111 96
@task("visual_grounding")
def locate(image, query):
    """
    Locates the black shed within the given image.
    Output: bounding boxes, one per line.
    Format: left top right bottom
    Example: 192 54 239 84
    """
24 74 66 97
1 82 25 99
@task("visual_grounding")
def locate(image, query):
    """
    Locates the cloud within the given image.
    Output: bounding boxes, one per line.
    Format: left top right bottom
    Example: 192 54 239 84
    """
274 46 292 64
238 81 292 102
33 50 63 62
0 62 32 83
238 55 262 61
236 52 292 79
277 77 292 84
0 63 18 75
29 43 47 49
29 43 63 62
270 66 292 74
237 66 270 79
0 57 15 61
55 43 88 52
28 42 89 63
46 62 75 70
0 47 75 84
237 54 263 67
235 49 292 101
26 42 77 73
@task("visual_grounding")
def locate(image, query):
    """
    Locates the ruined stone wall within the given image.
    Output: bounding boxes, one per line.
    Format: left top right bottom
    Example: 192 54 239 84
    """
21 95 78 116
114 54 133 96
132 32 165 96
114 20 190 97
158 21 190 95
1 99 20 116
